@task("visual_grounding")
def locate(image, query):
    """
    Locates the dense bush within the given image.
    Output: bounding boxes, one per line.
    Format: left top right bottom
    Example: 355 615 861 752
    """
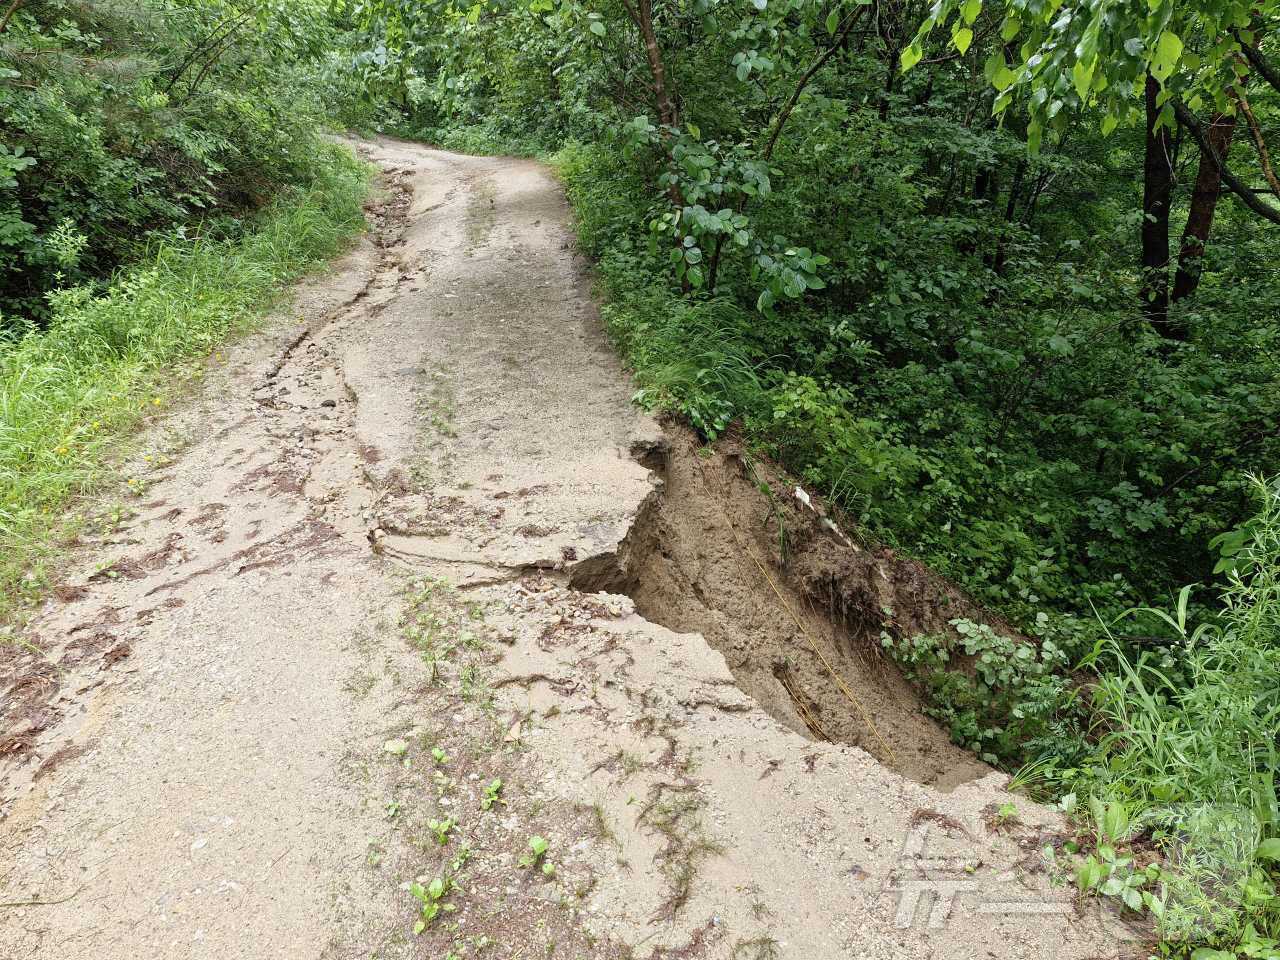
0 0 341 325
554 134 1279 633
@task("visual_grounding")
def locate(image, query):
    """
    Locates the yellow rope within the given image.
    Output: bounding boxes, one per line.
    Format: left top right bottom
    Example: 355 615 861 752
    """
776 667 831 741
705 465 899 766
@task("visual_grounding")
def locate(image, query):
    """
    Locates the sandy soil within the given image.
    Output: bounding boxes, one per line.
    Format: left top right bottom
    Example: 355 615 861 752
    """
0 138 1134 959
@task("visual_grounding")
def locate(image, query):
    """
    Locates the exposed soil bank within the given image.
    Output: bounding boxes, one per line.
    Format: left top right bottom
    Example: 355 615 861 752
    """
571 426 991 788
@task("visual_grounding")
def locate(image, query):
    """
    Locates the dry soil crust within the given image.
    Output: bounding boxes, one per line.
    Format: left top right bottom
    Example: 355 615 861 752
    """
0 138 1131 959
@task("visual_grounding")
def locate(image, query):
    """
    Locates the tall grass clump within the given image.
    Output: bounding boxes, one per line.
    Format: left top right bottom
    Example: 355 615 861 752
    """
0 145 369 618
1071 476 1280 954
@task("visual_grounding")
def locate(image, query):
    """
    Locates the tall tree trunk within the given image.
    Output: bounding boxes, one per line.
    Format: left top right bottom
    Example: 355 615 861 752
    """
878 47 898 121
1141 74 1174 329
623 0 677 127
1171 109 1237 309
993 159 1025 275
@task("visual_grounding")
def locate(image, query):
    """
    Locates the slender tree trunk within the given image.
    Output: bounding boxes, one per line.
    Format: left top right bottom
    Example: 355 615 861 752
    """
1141 74 1174 328
1022 170 1048 225
993 159 1024 275
1007 163 1024 215
0 0 24 35
1171 109 1237 309
878 47 898 121
1238 87 1280 198
623 0 677 127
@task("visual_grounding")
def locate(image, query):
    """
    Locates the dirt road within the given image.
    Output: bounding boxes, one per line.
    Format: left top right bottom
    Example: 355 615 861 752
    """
0 139 1128 958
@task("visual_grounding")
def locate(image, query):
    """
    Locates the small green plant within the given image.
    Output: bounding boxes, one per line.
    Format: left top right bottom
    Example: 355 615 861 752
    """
450 845 473 872
428 817 456 845
409 876 456 934
519 835 555 876
432 746 449 766
881 618 1078 765
481 778 504 811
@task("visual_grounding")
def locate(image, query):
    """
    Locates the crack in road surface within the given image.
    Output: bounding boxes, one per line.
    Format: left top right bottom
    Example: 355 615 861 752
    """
0 139 1129 959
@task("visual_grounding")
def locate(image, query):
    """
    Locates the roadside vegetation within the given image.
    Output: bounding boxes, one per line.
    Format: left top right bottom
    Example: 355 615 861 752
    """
0 0 370 617
329 0 1279 954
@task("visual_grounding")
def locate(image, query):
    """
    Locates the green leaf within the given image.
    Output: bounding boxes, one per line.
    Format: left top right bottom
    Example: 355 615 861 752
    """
1072 58 1095 100
1256 838 1280 861
1047 334 1073 356
1000 15 1019 41
900 43 922 72
1101 112 1118 135
953 27 973 55
588 20 605 36
984 50 1005 82
826 9 838 34
736 61 751 81
1151 31 1183 84
1075 857 1103 891
1102 802 1128 840
1142 890 1165 917
961 0 981 25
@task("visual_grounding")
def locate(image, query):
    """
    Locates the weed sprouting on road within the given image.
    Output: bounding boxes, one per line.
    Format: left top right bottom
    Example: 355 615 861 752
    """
376 575 630 957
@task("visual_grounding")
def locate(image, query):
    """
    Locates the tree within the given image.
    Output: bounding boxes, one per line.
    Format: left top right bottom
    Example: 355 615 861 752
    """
903 0 1280 330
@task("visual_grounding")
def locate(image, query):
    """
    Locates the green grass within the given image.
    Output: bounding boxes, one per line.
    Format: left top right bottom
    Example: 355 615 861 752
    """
0 143 370 620
1009 476 1280 956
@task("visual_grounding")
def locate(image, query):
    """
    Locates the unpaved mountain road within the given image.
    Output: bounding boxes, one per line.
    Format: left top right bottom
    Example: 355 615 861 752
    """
0 138 1130 959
